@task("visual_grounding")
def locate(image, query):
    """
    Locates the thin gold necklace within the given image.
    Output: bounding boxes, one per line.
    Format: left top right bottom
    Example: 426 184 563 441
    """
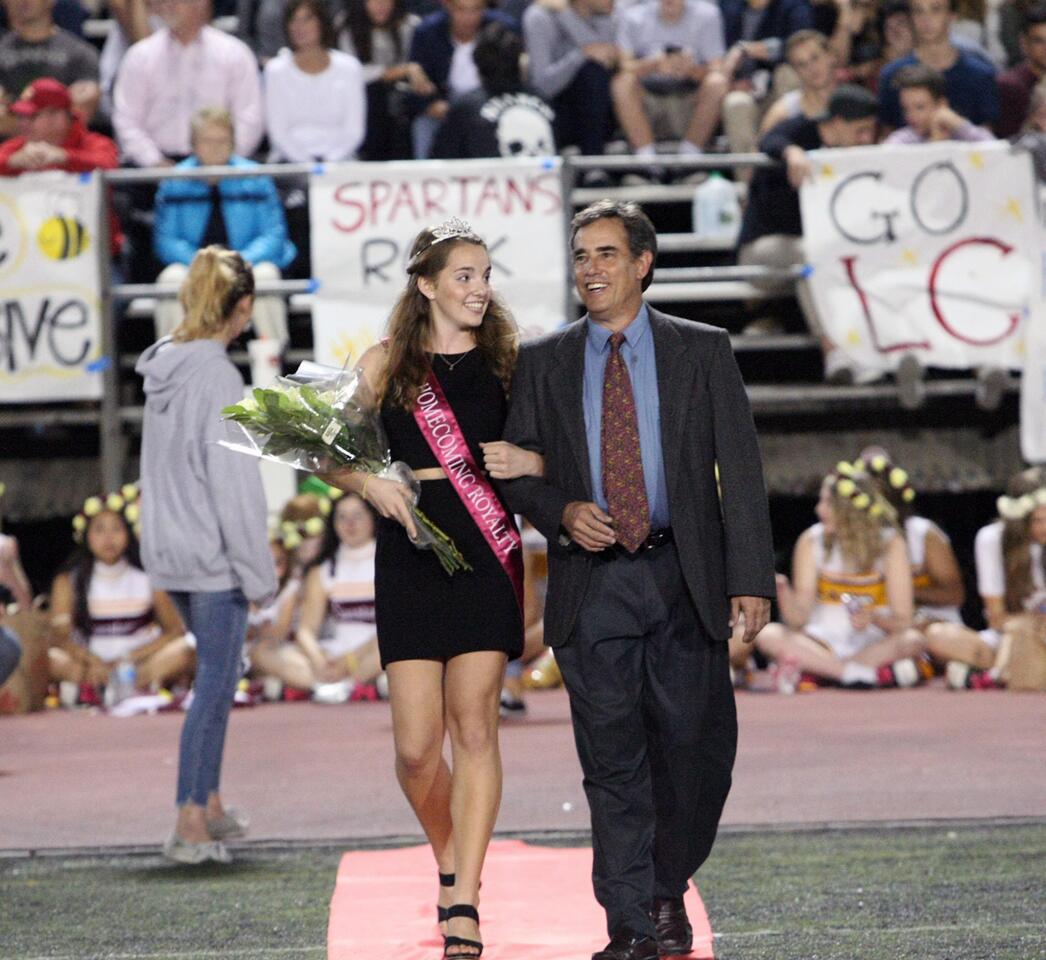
435 349 472 371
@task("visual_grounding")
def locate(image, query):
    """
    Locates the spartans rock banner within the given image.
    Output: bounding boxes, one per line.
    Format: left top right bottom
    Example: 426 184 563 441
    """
800 141 1039 374
308 158 567 367
0 171 103 401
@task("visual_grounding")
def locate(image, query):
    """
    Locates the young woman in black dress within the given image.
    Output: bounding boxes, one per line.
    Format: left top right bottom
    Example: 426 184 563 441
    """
327 221 542 959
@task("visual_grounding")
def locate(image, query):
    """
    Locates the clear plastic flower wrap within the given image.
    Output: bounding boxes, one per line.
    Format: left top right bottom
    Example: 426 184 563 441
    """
220 362 471 575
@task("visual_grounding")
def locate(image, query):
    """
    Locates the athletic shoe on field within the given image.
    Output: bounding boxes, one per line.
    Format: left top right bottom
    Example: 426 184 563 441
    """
877 657 921 688
945 661 1003 690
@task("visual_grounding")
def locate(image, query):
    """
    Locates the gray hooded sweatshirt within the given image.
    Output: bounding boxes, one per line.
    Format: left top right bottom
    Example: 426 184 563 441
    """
135 337 276 604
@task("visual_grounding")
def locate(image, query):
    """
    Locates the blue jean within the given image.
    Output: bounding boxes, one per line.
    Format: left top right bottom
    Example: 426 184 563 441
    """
411 112 443 160
0 626 21 687
169 589 248 806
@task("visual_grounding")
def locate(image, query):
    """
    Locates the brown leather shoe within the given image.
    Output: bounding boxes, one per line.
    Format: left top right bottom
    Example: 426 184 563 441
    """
591 931 659 960
651 897 693 956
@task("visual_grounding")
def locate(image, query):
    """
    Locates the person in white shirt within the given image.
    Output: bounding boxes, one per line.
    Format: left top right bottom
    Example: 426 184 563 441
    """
47 489 194 697
612 0 728 179
926 466 1046 689
113 0 264 167
760 29 838 133
263 0 367 162
287 491 383 703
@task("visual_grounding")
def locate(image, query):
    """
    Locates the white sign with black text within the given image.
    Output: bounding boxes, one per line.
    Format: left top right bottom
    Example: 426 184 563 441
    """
0 171 103 401
308 158 568 368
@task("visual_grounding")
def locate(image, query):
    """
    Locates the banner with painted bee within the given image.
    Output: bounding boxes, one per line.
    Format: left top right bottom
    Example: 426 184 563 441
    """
0 170 103 401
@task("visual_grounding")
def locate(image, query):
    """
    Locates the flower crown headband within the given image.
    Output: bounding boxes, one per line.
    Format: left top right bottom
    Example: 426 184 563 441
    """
407 218 482 272
997 486 1046 522
828 461 898 523
272 490 342 550
854 454 916 505
72 483 141 542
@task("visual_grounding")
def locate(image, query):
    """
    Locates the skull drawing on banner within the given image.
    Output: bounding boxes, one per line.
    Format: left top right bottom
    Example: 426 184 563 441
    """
496 104 554 158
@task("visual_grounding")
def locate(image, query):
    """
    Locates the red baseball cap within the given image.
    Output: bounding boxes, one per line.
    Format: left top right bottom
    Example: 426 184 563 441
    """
10 78 72 117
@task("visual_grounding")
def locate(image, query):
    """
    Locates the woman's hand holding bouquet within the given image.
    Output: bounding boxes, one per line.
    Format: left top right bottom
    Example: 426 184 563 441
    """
220 363 470 574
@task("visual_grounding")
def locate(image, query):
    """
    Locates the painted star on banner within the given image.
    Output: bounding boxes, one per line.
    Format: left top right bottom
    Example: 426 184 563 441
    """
331 328 372 367
968 151 984 170
819 163 836 179
846 328 862 347
1003 197 1024 222
901 248 919 266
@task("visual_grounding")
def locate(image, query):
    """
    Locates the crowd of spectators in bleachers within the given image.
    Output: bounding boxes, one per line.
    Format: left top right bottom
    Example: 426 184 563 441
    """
3 0 1045 173
2 0 1045 389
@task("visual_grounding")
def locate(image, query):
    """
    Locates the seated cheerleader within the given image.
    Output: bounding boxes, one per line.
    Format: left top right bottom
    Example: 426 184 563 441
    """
248 536 304 699
264 490 382 703
755 463 925 688
278 493 329 578
859 447 982 681
48 488 194 700
927 466 1046 689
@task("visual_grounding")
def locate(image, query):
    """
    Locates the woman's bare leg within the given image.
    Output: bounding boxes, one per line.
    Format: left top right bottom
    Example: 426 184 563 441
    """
387 659 455 927
250 643 319 689
755 622 848 681
442 651 507 955
137 637 196 688
923 622 995 670
851 628 926 668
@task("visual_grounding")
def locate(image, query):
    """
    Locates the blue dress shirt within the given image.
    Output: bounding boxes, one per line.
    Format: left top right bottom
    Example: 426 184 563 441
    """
582 305 670 528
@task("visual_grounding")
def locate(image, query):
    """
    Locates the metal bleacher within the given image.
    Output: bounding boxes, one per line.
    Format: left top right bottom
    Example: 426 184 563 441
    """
0 148 1024 519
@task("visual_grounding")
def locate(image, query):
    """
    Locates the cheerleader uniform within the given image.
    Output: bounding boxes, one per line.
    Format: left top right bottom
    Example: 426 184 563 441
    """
802 523 894 659
974 521 1046 648
317 542 377 658
906 515 963 625
80 560 159 662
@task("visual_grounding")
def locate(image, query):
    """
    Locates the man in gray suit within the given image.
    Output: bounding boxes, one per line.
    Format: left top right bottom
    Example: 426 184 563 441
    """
502 200 775 960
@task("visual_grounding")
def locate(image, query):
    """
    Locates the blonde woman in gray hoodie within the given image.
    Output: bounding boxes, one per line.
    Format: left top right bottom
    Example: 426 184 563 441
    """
136 246 277 865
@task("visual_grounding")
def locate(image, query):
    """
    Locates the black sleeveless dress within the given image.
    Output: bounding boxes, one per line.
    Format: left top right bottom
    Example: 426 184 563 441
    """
374 349 524 666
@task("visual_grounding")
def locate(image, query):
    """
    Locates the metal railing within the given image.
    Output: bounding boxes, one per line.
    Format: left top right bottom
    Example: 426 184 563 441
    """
3 152 1011 491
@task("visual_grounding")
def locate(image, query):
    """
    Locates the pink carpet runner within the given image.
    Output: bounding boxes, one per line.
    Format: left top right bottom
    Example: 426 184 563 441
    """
328 839 715 959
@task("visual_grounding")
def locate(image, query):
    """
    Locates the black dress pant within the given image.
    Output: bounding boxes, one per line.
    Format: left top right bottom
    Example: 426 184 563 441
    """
555 543 737 939
552 60 615 157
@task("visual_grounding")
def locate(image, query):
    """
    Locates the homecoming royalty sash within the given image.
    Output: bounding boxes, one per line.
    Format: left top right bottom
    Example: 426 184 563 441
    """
413 369 524 613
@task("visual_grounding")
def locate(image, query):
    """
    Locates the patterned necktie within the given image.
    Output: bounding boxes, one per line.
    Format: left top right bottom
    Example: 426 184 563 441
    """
601 332 650 553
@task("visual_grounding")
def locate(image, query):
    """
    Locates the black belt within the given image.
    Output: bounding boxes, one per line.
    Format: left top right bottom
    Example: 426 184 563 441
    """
596 527 674 560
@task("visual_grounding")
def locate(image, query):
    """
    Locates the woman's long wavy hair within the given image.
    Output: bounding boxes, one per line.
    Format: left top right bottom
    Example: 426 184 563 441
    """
380 228 519 410
63 511 142 641
341 0 409 64
1001 466 1046 612
824 471 896 574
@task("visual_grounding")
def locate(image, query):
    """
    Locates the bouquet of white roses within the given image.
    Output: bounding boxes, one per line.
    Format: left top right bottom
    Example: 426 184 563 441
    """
221 363 471 575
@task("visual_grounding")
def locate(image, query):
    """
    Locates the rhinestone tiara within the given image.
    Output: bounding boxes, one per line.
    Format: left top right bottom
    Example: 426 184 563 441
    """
430 217 480 243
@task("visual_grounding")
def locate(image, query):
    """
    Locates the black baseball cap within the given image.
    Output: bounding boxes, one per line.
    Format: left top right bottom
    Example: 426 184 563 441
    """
815 85 879 123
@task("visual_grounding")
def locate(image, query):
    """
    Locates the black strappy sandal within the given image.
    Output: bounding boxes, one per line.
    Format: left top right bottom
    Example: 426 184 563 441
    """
443 904 483 958
437 872 455 927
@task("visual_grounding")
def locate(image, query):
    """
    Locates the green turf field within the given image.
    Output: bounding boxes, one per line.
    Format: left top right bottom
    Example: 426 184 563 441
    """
2 822 1043 960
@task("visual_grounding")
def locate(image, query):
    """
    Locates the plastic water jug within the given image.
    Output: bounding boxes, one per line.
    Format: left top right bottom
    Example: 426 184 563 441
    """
692 172 740 239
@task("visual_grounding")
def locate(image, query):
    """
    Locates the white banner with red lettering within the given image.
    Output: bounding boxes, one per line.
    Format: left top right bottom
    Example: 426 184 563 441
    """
800 140 1039 375
0 171 104 401
308 158 567 368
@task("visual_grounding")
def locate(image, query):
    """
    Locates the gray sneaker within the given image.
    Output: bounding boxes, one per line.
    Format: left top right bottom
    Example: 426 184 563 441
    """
163 832 232 865
206 806 250 840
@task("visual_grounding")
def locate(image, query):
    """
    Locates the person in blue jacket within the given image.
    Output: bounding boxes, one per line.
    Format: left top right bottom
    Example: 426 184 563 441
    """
403 0 517 158
153 106 296 345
